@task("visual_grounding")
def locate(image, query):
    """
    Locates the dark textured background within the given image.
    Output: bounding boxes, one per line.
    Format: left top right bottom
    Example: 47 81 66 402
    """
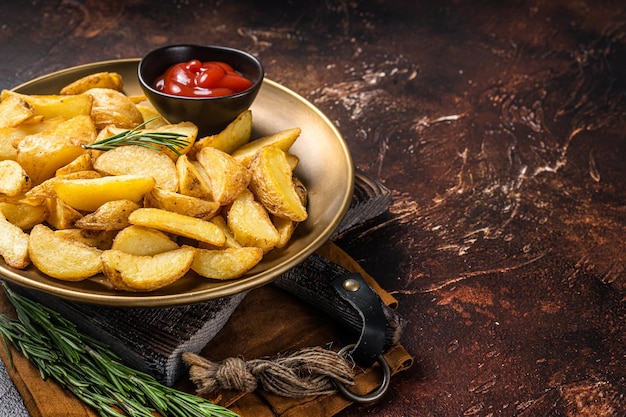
1 1 625 415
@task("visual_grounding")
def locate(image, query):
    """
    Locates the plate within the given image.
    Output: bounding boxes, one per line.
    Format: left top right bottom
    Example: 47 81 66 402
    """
1 59 354 307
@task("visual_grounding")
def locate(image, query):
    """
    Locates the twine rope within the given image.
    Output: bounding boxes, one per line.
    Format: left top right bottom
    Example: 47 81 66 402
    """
182 347 356 398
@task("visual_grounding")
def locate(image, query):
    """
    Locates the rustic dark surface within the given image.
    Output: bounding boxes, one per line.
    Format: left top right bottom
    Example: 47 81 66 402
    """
1 0 625 416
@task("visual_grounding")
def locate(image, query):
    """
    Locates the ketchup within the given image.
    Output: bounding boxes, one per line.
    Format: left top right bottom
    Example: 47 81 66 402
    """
153 59 253 98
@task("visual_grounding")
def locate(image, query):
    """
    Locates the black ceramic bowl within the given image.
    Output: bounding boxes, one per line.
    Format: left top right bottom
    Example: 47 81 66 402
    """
138 44 264 136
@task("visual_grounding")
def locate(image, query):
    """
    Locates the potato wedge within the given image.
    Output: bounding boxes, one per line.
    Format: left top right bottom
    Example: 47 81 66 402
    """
86 87 144 130
0 160 32 196
111 225 179 256
93 144 178 192
75 199 140 231
144 122 198 160
192 109 252 155
0 211 30 268
54 228 116 250
249 145 308 222
0 117 67 161
55 153 94 176
136 104 168 128
44 197 83 230
209 215 241 248
28 224 102 280
101 246 195 291
227 188 279 252
53 174 155 212
196 146 250 206
0 201 48 230
16 114 96 184
60 72 124 95
128 207 226 246
231 127 301 166
0 92 35 128
1 90 93 119
191 246 263 280
24 170 102 204
176 154 212 199
144 187 219 220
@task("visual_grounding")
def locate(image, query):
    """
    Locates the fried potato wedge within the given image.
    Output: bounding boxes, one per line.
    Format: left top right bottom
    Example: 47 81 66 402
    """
93 144 178 191
196 146 250 206
60 72 124 95
136 104 168 129
75 199 140 231
1 90 93 119
249 145 308 222
28 224 102 280
55 153 94 176
0 160 32 196
192 109 252 155
101 246 195 292
24 170 102 204
53 174 155 212
128 207 226 246
144 122 198 160
209 215 241 248
15 114 96 184
227 188 279 252
86 87 144 130
0 211 30 269
0 92 35 128
176 154 212 199
191 246 263 280
144 187 220 220
0 117 67 161
231 127 301 166
0 202 47 230
111 225 179 256
44 197 83 230
54 228 116 250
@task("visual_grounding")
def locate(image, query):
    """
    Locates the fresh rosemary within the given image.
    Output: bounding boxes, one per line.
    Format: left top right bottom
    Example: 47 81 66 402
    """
0 282 238 417
84 117 189 155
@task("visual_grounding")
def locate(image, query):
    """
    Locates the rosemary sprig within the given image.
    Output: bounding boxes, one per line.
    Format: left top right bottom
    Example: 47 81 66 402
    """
84 117 189 155
0 282 238 417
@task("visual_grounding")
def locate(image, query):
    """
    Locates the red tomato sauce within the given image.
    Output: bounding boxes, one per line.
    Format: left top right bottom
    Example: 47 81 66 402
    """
153 59 253 98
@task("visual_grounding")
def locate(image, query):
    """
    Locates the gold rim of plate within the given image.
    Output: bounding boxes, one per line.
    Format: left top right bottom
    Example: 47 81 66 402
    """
1 59 354 307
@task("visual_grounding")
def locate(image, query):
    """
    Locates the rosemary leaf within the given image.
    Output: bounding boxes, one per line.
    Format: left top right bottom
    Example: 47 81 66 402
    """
0 282 238 417
84 117 189 155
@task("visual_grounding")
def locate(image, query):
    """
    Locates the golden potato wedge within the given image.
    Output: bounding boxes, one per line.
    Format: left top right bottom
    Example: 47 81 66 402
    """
249 145 308 222
112 225 179 256
0 210 30 269
136 104 168 129
128 207 226 246
93 144 178 192
60 72 124 95
15 114 96 184
209 215 241 248
144 187 220 220
0 201 48 230
101 246 195 292
53 174 155 212
176 154 212 199
196 146 250 206
0 160 32 196
55 153 93 176
0 92 35 128
272 215 298 249
74 199 140 231
54 228 116 250
86 87 144 130
191 246 263 280
28 224 102 280
231 127 301 166
192 109 252 155
24 170 102 204
227 188 279 252
144 122 198 160
44 197 83 230
0 117 67 161
1 90 93 119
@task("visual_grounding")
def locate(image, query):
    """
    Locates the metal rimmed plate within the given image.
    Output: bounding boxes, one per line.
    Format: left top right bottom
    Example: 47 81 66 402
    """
1 59 354 307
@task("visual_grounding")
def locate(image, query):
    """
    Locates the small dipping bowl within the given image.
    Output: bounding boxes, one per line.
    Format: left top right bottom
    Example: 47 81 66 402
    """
138 44 264 136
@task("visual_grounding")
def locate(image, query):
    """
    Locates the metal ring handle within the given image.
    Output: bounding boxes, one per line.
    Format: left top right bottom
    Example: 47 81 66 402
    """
334 344 391 403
